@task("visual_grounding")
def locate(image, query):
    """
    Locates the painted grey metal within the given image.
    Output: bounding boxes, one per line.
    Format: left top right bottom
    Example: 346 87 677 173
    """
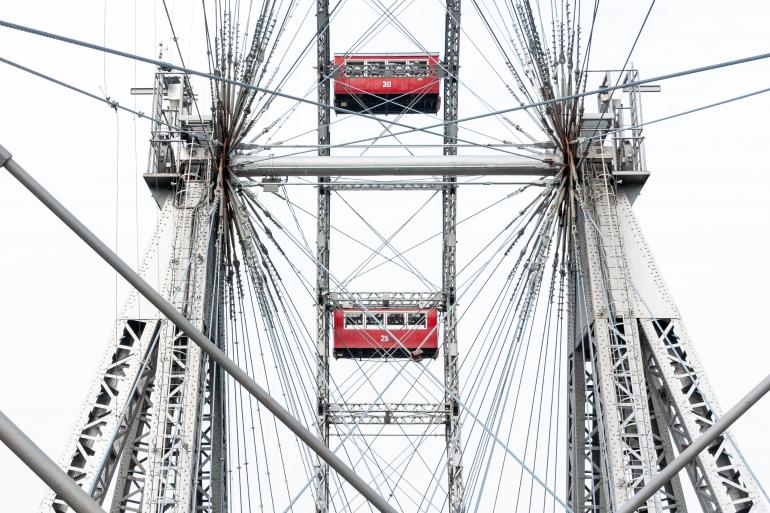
38 320 161 512
0 409 106 513
38 185 180 513
327 403 449 425
567 338 607 512
327 291 445 308
318 181 546 191
314 1 332 511
0 145 400 513
442 2 464 512
566 77 766 513
569 152 768 513
140 182 214 513
641 318 764 512
230 154 560 177
104 76 224 513
617 372 770 513
317 0 331 159
109 368 157 512
576 166 662 511
614 180 767 512
646 375 689 512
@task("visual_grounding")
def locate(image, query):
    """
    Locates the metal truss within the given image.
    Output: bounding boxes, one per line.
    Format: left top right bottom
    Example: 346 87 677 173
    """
39 198 178 513
641 319 766 513
567 336 608 513
327 291 445 309
315 2 332 512
41 320 161 513
135 181 216 513
29 13 770 513
109 374 157 513
442 2 463 512
646 368 689 513
573 167 672 511
570 145 768 513
38 73 226 513
324 182 456 191
327 403 449 425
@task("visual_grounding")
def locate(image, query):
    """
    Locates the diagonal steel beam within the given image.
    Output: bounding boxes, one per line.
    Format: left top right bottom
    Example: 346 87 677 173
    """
617 372 770 513
0 409 106 513
0 144 400 513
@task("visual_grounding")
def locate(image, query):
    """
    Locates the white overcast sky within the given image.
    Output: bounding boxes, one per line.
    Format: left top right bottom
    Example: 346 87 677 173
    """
0 0 768 510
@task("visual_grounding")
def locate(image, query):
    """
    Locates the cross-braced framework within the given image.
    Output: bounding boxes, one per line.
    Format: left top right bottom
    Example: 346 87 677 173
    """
0 3 769 513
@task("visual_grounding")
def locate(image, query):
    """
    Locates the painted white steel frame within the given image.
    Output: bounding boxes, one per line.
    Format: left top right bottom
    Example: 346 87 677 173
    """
38 199 177 513
569 163 767 513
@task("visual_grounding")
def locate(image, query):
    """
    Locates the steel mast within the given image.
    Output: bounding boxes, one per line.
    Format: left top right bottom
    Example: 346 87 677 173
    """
314 0 333 512
38 72 225 513
566 73 768 513
442 2 464 513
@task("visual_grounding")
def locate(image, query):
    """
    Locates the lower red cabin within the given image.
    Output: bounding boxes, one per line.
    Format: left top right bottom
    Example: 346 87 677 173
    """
333 308 439 359
333 53 442 115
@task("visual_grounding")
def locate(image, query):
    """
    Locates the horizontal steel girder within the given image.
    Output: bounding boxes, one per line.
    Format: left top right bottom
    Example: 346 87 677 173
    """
328 403 449 425
230 154 561 177
327 291 445 308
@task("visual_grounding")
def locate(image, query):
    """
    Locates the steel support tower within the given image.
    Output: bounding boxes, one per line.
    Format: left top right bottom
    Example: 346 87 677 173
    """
566 75 767 513
38 72 227 513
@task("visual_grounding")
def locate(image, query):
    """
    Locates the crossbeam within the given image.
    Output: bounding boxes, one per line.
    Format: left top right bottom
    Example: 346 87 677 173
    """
328 403 448 425
230 154 561 177
327 291 445 308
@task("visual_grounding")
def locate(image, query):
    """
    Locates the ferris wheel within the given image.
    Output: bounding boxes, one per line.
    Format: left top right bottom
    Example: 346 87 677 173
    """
0 2 769 513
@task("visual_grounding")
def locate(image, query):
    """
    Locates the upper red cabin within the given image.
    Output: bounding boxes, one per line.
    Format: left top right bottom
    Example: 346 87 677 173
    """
333 308 439 359
333 53 442 115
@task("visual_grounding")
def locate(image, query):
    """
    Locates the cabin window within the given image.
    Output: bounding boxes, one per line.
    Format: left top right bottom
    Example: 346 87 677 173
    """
408 60 430 77
366 61 386 77
387 312 405 328
344 312 363 328
365 312 384 328
345 61 364 77
407 312 427 329
391 61 407 77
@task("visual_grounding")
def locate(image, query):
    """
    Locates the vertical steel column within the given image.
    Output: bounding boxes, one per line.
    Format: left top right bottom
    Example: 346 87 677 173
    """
140 182 215 513
209 267 228 513
315 2 332 513
575 166 661 511
605 180 766 513
567 339 608 513
442 2 463 513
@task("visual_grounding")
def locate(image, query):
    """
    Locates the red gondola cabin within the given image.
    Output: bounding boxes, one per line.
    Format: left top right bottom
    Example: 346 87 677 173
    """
333 308 439 359
333 53 442 115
